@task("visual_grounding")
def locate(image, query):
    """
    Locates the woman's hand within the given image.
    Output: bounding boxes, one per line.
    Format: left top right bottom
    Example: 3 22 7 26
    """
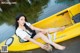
40 29 48 34
60 26 65 31
40 44 45 49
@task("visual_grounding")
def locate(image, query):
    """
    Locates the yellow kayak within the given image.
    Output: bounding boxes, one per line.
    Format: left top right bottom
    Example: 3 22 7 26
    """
0 3 80 51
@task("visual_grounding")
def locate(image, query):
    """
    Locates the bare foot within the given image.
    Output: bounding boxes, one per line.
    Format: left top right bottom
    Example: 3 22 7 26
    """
55 45 66 50
60 26 65 31
57 46 65 50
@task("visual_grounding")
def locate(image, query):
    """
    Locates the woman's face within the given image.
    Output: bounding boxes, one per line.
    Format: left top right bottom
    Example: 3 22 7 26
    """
17 16 26 26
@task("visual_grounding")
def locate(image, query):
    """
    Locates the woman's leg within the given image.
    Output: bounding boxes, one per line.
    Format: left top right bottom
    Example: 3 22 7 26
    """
33 32 65 50
45 26 65 33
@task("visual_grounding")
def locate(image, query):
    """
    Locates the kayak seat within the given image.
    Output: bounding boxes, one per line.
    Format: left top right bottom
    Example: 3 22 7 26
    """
18 36 29 43
72 13 80 23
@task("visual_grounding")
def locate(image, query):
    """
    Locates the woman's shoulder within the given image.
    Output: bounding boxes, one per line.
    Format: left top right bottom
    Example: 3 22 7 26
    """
16 28 22 33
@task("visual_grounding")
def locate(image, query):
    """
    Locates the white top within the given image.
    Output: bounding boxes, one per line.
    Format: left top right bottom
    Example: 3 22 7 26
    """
16 22 32 41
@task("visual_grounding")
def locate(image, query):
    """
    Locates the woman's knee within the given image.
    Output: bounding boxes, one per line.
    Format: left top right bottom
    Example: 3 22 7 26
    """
33 32 43 39
37 32 44 35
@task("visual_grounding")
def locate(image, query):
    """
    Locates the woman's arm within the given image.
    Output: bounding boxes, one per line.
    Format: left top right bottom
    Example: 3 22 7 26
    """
30 25 44 31
29 25 47 34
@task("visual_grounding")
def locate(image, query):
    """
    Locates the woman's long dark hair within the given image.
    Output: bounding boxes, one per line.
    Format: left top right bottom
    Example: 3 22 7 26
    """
15 14 33 33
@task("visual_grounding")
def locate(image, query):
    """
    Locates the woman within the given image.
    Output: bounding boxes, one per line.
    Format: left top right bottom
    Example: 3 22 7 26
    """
15 14 66 51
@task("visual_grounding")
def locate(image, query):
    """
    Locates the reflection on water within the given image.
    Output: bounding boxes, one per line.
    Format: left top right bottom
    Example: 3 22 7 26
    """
0 23 15 43
37 0 80 21
0 0 49 43
0 0 49 24
0 0 80 53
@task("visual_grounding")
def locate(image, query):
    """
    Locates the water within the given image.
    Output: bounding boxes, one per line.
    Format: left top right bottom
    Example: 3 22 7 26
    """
37 0 80 21
0 0 80 53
